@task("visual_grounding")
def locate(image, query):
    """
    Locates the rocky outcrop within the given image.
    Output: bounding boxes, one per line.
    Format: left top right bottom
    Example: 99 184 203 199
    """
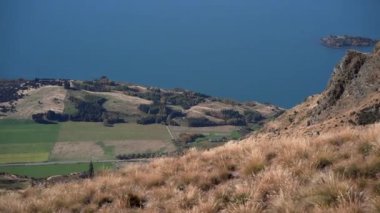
315 51 368 112
375 41 380 55
321 35 378 48
261 45 380 136
357 103 380 125
0 173 32 190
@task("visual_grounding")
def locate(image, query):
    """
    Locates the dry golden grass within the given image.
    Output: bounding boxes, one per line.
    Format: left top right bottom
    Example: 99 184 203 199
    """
50 141 105 160
5 86 67 119
1 124 380 212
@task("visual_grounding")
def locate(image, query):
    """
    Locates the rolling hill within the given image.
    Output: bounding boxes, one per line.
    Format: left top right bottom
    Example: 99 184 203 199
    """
0 77 283 128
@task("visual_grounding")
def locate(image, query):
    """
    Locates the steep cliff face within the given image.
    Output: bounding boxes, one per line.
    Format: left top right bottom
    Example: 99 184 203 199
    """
261 43 380 136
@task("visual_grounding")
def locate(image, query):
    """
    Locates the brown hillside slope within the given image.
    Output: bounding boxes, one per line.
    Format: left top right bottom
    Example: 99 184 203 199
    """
0 124 379 212
261 43 380 138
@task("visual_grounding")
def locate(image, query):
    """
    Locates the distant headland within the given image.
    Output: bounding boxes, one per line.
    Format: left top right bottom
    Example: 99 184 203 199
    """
321 35 378 48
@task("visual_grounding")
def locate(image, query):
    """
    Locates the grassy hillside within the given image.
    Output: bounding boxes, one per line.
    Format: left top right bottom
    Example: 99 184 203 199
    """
1 124 379 212
0 78 283 128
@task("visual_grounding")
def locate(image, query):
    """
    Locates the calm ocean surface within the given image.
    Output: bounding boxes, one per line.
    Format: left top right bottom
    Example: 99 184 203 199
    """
1 0 379 107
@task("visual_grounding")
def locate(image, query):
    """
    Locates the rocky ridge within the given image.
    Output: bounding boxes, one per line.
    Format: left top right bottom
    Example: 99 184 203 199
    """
261 43 380 137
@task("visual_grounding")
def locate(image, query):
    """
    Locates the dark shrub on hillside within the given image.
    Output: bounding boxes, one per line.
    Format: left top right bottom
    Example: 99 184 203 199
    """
140 93 161 103
204 109 246 125
152 104 163 115
116 152 164 160
114 85 139 92
176 133 204 144
167 119 180 126
165 91 208 109
138 104 150 113
155 115 167 124
0 105 15 113
244 110 265 123
135 88 161 103
74 81 110 92
204 110 222 118
69 96 107 122
187 117 218 127
46 110 69 122
63 81 70 89
164 106 185 119
0 80 26 103
208 136 228 143
220 99 239 106
221 109 242 120
167 110 185 120
32 113 56 124
138 104 185 124
33 95 111 123
31 113 43 122
136 115 157 125
138 104 160 115
137 114 168 125
71 76 117 92
102 121 114 127
102 111 125 125
32 110 69 124
226 118 246 126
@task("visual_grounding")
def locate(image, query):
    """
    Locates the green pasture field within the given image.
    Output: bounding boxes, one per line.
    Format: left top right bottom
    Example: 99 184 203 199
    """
0 120 60 163
0 119 60 144
52 122 174 160
0 120 173 164
57 122 171 142
0 119 239 178
168 125 239 139
0 162 113 178
0 153 49 164
0 120 238 164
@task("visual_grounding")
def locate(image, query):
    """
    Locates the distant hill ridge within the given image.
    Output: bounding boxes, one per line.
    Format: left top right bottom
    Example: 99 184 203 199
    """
0 77 284 129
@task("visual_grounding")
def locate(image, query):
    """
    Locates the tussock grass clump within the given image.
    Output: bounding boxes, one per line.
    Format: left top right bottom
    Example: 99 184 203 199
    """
0 124 380 212
316 157 333 170
242 153 266 176
358 142 373 156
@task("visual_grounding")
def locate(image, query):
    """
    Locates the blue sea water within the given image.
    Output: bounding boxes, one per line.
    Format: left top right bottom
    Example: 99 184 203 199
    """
0 0 379 108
